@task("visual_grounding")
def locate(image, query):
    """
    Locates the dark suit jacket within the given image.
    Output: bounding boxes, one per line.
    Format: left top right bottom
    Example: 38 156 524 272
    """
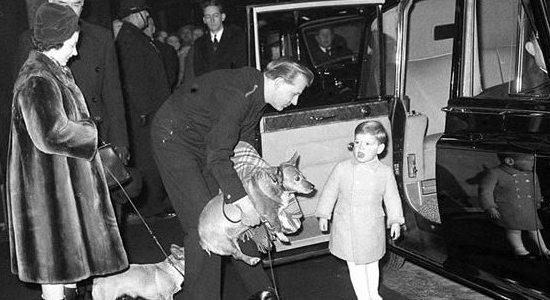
191 24 247 78
14 21 129 149
157 67 266 203
310 44 352 64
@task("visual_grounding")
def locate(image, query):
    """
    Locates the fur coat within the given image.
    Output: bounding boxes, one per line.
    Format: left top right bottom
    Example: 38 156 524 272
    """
7 51 128 284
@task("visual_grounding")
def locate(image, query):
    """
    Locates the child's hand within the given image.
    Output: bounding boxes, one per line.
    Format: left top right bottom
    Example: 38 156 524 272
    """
487 207 501 220
390 223 401 240
318 218 329 232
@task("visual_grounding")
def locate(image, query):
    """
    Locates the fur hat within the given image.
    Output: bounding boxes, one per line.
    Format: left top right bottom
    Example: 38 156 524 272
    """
33 2 79 45
118 0 149 19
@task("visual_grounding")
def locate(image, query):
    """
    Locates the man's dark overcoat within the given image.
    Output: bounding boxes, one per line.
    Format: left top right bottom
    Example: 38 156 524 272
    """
14 20 129 150
116 21 171 215
190 24 247 78
7 51 128 284
151 67 269 299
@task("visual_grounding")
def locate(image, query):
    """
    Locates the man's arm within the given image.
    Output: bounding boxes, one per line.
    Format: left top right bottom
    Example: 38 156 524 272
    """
205 88 248 204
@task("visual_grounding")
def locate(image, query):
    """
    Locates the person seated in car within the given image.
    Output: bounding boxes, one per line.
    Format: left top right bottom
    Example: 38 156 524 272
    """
310 26 352 64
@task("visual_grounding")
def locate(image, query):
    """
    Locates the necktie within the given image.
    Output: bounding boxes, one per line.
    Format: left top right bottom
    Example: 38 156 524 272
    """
213 36 219 52
327 47 332 56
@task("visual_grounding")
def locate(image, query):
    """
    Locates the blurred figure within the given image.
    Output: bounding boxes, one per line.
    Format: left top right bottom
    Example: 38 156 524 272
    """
116 0 172 217
8 3 128 300
193 26 205 41
155 30 168 43
178 24 194 47
166 34 182 51
166 33 192 87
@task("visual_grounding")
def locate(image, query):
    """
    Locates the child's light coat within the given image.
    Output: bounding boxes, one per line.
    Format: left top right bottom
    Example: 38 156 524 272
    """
315 158 404 264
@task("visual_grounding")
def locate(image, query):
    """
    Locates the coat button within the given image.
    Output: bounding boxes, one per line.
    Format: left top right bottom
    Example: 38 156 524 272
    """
92 97 98 102
95 66 101 72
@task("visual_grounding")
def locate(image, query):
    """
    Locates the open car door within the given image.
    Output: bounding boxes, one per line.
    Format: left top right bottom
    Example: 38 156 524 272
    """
247 0 395 263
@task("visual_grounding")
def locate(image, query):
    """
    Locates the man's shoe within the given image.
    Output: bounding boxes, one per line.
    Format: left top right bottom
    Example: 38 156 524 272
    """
514 253 538 261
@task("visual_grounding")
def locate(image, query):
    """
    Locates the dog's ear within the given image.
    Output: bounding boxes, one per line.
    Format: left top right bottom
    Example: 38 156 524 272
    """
289 152 299 166
171 244 185 260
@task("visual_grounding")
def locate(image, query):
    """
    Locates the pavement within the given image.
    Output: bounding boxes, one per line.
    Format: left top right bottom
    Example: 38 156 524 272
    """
0 213 490 300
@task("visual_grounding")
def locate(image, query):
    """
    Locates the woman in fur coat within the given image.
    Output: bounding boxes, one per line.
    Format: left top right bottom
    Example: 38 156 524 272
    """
7 3 127 299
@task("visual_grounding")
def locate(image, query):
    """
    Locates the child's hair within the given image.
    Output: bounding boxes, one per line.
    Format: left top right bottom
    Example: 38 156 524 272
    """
496 152 530 164
354 120 388 145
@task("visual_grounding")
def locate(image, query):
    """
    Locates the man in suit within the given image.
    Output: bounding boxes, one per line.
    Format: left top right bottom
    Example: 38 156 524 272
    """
14 0 130 165
185 0 247 81
310 26 353 64
116 0 172 217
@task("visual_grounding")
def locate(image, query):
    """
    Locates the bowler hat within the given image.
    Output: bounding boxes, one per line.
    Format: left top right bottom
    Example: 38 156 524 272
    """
33 2 79 45
118 0 149 19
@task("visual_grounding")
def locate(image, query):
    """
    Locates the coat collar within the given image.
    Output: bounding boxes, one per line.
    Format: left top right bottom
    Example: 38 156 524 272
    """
351 157 381 170
14 50 74 92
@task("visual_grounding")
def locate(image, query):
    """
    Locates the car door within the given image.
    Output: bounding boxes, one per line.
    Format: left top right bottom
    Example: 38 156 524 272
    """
435 0 550 297
247 0 396 259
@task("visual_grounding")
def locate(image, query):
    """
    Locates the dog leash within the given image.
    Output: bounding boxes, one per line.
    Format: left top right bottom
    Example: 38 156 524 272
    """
104 167 185 279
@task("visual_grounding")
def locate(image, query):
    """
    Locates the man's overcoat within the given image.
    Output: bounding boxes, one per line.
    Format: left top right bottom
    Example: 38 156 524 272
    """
116 22 171 215
316 158 404 264
7 51 128 284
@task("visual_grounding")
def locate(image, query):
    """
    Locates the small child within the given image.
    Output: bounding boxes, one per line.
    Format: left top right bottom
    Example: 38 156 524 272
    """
479 153 550 259
315 120 405 300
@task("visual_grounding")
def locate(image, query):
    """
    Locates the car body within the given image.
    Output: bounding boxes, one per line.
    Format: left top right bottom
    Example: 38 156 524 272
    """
247 0 550 299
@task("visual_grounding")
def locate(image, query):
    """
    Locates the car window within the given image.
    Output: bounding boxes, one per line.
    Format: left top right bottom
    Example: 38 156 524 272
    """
464 0 550 99
254 5 383 111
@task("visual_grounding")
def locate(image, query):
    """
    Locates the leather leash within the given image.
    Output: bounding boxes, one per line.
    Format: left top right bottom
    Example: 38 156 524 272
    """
105 167 185 279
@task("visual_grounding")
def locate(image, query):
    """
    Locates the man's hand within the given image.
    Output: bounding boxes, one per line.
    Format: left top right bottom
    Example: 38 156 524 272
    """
229 195 261 226
390 223 401 240
318 218 329 232
113 146 130 165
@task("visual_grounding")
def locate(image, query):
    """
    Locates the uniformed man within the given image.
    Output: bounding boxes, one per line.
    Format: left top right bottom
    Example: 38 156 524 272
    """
151 58 313 300
116 0 172 217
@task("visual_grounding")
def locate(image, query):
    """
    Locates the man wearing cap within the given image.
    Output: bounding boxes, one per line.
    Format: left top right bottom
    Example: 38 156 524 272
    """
116 0 172 217
8 3 128 300
14 0 130 167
